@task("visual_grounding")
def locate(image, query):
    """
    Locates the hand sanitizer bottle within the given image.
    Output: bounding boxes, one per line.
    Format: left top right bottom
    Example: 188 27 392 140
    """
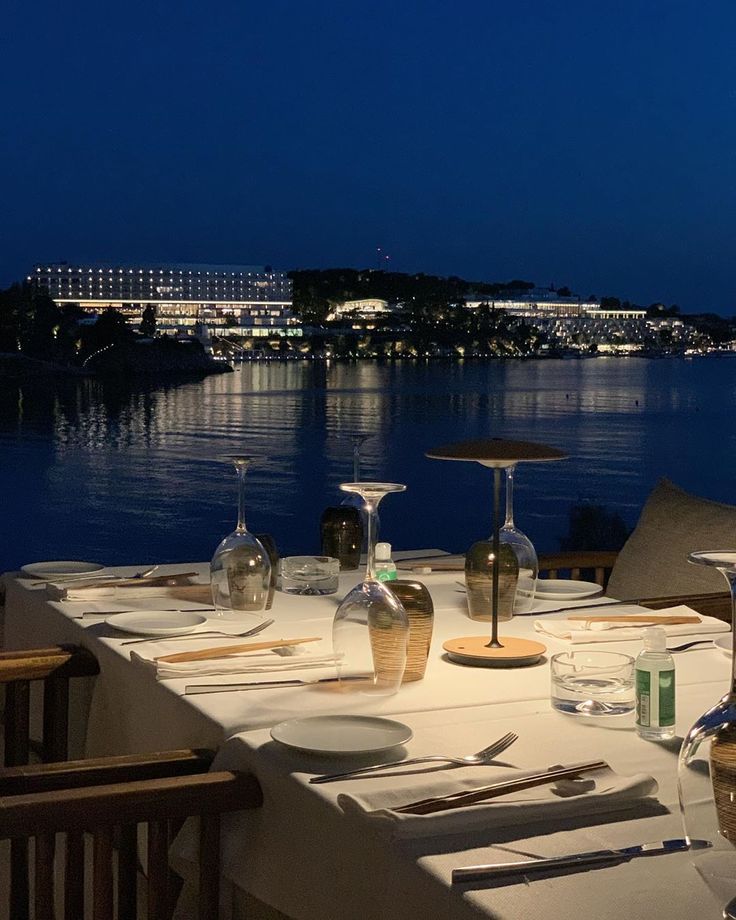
635 627 675 740
374 542 398 582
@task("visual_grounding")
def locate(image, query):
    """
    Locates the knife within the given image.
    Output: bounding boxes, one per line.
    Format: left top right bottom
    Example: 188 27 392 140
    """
452 838 712 884
184 674 366 694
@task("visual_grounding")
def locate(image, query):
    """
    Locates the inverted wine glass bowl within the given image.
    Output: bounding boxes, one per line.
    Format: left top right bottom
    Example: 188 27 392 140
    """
332 482 409 695
210 456 271 617
678 550 736 915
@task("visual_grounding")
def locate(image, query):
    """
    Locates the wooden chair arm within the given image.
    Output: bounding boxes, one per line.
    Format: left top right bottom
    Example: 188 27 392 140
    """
639 591 732 623
0 770 263 837
0 645 99 683
0 748 215 796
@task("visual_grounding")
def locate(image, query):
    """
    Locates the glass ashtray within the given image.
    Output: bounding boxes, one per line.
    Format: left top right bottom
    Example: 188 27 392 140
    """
279 556 340 596
550 650 635 716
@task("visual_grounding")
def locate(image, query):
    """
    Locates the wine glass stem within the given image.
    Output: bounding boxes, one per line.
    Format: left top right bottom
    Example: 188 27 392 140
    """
235 464 248 534
490 467 502 647
504 464 516 528
364 498 378 579
728 573 736 695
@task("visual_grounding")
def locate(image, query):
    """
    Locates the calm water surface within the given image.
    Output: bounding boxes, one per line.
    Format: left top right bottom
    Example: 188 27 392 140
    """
2 357 735 572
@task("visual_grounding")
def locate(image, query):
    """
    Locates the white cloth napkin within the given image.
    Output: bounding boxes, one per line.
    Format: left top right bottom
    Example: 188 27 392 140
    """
130 648 339 680
337 762 658 839
534 605 730 644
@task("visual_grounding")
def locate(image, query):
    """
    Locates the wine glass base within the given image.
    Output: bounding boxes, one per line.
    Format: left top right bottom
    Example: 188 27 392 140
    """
212 609 269 622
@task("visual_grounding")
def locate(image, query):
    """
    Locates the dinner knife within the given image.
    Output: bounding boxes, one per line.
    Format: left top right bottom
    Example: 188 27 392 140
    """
452 838 712 884
184 675 365 694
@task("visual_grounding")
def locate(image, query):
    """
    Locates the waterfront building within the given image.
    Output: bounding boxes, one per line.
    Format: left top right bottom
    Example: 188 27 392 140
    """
28 262 301 338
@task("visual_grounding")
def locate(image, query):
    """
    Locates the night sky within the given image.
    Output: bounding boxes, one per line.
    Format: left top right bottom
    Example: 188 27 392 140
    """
3 1 736 312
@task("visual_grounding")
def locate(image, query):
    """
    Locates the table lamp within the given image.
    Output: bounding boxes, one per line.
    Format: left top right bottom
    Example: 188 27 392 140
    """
426 438 567 667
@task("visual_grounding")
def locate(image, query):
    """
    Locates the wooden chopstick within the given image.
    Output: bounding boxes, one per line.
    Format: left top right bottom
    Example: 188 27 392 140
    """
155 636 321 664
393 760 609 815
566 614 701 624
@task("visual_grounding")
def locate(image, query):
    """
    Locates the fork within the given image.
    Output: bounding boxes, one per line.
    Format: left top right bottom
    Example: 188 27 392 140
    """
119 618 274 646
309 731 519 784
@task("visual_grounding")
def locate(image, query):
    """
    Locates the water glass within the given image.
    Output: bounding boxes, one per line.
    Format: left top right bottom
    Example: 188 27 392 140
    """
550 650 635 716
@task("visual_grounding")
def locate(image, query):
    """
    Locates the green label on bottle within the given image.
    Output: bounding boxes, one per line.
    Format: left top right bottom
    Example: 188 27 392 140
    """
636 670 651 726
658 668 675 726
376 570 397 582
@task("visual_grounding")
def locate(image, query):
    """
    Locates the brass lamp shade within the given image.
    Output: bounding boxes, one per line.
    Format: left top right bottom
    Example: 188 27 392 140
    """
426 438 567 468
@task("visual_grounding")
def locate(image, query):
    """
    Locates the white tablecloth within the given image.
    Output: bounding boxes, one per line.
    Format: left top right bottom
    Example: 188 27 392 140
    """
4 564 734 919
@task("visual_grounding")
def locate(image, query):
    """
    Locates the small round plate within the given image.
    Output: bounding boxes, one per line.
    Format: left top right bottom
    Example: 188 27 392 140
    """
443 635 547 668
270 715 413 755
536 579 602 601
715 635 733 656
105 611 207 637
21 561 105 579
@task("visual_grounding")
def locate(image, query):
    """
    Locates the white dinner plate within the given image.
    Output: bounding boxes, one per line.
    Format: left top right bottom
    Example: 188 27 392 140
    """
536 579 603 601
21 560 105 579
715 635 733 656
105 611 208 637
270 715 413 755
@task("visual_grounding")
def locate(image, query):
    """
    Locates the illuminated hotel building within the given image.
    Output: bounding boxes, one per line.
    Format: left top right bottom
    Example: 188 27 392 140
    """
28 262 300 337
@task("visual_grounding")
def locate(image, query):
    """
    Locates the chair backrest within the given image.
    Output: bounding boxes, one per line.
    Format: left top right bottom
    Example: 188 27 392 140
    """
0 749 263 920
538 551 618 590
1 645 101 920
606 478 736 599
1 644 99 766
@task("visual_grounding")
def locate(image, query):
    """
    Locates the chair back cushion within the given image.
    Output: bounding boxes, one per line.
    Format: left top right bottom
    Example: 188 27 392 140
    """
607 478 736 599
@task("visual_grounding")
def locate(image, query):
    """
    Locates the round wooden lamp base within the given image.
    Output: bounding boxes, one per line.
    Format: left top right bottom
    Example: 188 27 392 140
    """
443 635 547 668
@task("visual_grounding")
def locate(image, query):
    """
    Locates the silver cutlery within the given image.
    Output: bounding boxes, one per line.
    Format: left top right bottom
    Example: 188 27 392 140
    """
452 837 712 884
309 731 518 784
119 618 275 646
668 639 717 652
184 673 360 694
39 565 160 585
73 607 215 619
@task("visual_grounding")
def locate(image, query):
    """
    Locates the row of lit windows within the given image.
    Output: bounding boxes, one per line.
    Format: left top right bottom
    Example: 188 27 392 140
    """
34 266 286 280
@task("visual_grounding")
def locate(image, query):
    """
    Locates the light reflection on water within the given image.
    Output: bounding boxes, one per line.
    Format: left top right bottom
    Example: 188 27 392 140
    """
2 356 735 571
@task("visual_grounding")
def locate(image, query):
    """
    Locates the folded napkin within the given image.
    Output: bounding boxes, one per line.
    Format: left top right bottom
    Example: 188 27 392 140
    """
534 605 730 644
337 762 658 839
130 647 339 680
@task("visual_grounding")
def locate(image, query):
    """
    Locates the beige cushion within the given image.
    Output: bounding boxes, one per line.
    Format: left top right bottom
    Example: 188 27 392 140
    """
607 478 736 599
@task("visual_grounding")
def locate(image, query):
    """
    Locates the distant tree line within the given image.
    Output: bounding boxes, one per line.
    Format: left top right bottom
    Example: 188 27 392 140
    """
0 282 147 366
289 268 537 325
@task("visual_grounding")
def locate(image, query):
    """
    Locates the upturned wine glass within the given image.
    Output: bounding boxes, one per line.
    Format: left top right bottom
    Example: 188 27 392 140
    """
332 482 409 694
500 464 538 613
210 457 271 618
678 551 736 916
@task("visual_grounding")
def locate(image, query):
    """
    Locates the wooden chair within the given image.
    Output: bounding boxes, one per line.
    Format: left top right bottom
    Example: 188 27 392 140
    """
0 646 263 919
1 644 100 920
0 749 263 920
538 551 732 622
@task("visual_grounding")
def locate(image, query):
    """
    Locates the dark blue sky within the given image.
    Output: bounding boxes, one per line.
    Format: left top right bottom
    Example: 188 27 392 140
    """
3 1 736 311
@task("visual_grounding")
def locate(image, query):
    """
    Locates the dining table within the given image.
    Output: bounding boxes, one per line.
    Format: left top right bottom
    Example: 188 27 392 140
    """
3 558 734 920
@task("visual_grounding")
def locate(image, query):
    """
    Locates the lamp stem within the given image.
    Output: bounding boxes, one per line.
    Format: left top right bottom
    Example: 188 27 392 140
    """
488 466 503 648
